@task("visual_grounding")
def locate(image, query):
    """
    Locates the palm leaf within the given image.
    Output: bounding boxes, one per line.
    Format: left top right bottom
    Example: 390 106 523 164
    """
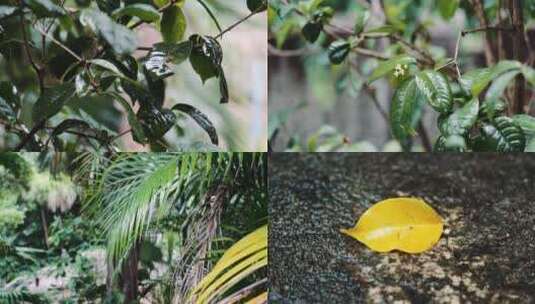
188 225 268 304
0 288 46 304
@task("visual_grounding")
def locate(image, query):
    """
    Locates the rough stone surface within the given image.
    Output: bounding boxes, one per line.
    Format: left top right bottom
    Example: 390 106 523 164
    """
268 154 535 303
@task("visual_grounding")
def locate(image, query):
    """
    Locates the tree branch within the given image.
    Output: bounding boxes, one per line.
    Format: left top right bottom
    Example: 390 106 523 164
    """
469 0 496 65
19 13 44 92
509 0 526 114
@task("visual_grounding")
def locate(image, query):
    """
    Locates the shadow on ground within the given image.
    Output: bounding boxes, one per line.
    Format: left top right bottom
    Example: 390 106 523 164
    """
268 154 535 304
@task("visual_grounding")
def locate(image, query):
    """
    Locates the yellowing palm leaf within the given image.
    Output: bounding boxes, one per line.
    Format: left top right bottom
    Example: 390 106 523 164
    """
245 292 267 304
341 197 443 253
189 225 268 304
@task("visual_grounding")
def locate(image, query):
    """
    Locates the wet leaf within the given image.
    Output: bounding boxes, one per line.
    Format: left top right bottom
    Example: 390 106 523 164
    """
390 77 425 145
440 98 478 136
173 103 218 145
461 60 521 96
189 35 222 83
247 0 267 13
144 51 174 79
474 116 525 152
415 70 453 113
341 198 443 253
512 114 535 137
137 106 176 142
328 41 350 65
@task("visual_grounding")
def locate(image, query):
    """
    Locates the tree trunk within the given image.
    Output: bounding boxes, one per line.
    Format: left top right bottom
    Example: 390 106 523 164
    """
121 242 140 303
509 0 526 114
40 206 49 249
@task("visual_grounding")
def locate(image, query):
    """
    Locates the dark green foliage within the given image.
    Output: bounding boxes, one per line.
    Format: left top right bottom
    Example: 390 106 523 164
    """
0 153 32 185
328 41 350 64
269 0 535 152
1 0 259 151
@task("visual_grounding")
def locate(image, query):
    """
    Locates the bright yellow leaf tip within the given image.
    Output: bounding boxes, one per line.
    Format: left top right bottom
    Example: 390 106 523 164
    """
340 197 444 253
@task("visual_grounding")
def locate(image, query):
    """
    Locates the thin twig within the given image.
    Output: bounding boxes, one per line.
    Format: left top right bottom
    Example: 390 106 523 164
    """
461 26 514 36
34 26 83 62
19 13 44 92
14 120 45 151
214 11 257 40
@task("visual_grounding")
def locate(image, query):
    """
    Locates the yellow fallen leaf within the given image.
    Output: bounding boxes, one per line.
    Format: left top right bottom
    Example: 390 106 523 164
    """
340 197 443 253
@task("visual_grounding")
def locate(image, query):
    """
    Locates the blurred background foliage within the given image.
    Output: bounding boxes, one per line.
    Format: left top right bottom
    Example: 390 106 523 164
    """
268 0 535 152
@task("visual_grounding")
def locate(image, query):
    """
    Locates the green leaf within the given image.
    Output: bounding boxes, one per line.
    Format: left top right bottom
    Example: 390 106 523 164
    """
161 6 187 43
479 98 506 120
521 65 535 86
354 6 369 34
415 70 453 113
461 60 522 96
437 0 459 20
153 41 192 64
475 116 525 152
390 77 425 144
50 118 108 143
434 135 467 152
362 25 396 37
328 41 350 65
247 0 267 12
440 98 478 136
219 68 229 104
0 6 17 19
24 0 65 18
89 59 125 77
302 21 322 43
484 70 520 101
108 92 147 143
137 106 176 142
0 82 18 122
512 114 535 137
173 103 218 145
80 9 138 55
369 55 416 83
32 83 76 123
112 4 160 22
189 35 222 83
144 51 174 79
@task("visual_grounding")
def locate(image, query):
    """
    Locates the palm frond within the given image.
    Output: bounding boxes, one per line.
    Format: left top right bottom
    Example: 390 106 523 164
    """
0 288 47 304
187 225 268 304
85 153 179 268
171 185 229 304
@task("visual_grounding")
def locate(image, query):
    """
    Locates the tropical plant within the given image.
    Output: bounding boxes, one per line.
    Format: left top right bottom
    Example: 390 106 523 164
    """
76 152 267 303
269 0 535 152
0 0 266 151
188 225 267 304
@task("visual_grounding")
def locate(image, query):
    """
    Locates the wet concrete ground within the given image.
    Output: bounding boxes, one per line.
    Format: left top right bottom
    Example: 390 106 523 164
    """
268 154 535 303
